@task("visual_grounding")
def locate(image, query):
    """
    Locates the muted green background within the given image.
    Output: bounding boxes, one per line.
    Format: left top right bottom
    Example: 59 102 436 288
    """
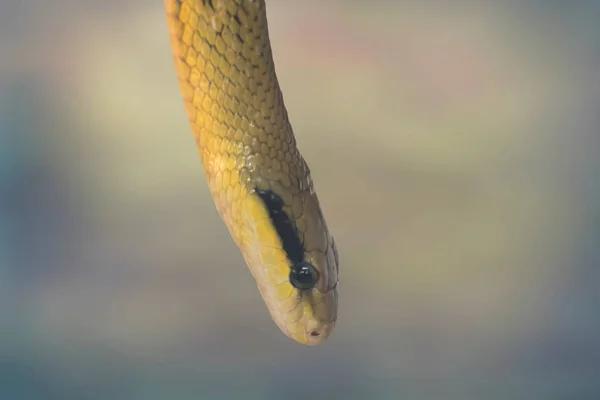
2 0 600 398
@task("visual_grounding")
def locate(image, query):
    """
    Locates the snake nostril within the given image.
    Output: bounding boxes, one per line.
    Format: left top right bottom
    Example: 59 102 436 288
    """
310 331 320 337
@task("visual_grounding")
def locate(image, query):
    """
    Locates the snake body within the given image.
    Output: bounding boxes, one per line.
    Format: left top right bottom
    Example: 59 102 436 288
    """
164 0 338 345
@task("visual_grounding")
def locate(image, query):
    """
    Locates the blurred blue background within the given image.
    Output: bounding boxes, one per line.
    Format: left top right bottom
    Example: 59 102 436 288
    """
1 0 600 398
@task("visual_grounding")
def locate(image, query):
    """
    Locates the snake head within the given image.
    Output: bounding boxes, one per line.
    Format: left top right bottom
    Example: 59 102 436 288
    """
239 186 338 345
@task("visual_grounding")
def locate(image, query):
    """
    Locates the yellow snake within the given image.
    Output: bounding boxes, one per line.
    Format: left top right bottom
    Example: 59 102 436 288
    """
164 0 338 345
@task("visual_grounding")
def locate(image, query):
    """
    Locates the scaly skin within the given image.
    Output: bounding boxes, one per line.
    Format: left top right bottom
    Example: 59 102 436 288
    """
164 0 338 345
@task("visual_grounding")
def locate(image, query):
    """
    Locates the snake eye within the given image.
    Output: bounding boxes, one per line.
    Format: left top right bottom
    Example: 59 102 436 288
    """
289 262 320 290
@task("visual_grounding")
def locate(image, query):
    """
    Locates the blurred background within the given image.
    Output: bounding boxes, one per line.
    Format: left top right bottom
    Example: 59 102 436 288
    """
2 0 600 398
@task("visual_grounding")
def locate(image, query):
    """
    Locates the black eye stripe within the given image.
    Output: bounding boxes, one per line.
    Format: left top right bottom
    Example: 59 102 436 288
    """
255 189 304 265
255 189 320 291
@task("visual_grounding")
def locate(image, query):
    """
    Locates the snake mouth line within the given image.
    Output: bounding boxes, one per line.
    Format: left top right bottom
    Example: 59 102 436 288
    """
254 188 320 291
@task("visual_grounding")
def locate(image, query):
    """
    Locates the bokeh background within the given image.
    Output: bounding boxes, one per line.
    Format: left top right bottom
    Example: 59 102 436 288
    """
2 0 600 398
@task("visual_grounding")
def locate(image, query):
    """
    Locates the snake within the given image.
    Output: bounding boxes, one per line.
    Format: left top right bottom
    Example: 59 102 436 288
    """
163 0 339 345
